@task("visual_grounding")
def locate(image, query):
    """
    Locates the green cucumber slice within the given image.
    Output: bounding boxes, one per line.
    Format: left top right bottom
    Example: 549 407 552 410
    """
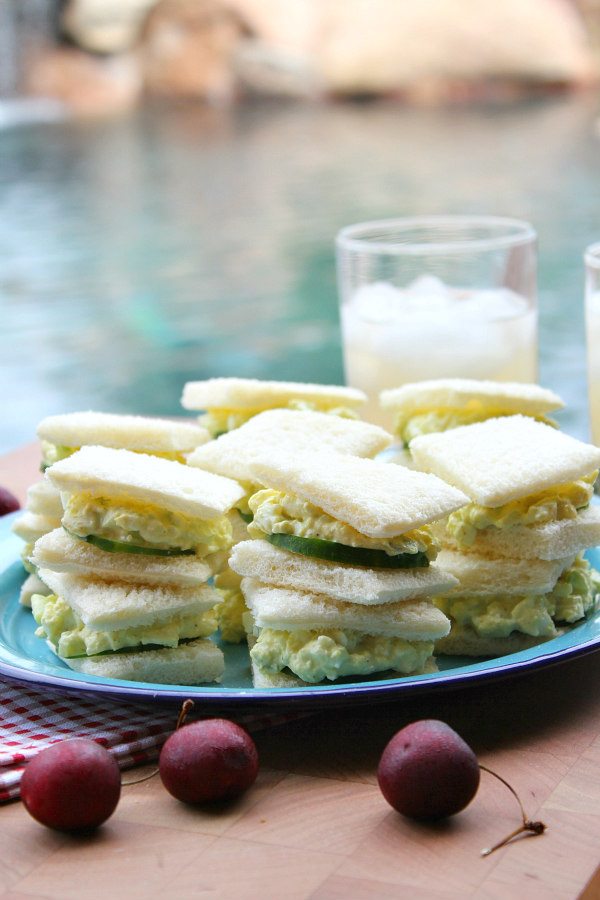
65 637 199 659
65 643 166 659
73 532 196 557
266 533 429 569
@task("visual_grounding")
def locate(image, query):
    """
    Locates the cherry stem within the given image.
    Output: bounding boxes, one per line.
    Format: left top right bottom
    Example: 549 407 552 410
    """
176 699 194 731
121 698 194 787
121 767 160 786
479 764 546 857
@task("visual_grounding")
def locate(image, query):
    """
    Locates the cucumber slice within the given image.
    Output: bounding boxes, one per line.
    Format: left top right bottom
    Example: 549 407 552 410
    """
65 637 199 659
65 643 165 659
266 533 429 569
75 532 196 557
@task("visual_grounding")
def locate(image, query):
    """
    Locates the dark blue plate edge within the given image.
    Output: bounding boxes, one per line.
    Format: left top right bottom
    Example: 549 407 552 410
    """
0 633 598 709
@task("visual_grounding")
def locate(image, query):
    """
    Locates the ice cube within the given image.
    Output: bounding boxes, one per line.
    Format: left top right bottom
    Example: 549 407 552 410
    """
351 281 405 323
406 275 450 297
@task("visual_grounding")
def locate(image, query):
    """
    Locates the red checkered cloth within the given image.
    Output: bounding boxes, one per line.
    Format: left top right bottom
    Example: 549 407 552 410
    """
0 679 303 802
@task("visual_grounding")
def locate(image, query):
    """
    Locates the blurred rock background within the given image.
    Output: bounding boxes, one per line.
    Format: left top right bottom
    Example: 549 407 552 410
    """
3 0 600 452
1 0 600 115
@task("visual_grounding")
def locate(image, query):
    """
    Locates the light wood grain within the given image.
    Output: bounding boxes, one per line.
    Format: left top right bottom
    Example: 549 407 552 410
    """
2 446 600 899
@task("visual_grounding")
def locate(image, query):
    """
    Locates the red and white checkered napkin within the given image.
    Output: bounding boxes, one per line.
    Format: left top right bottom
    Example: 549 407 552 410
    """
0 678 302 803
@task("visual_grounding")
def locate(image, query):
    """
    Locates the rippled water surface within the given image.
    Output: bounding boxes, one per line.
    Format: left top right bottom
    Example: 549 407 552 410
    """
2 96 600 451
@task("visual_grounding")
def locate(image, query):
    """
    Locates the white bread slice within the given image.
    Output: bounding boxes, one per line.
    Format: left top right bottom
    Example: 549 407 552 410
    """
230 540 457 604
19 572 51 608
47 445 245 518
435 625 560 657
411 416 600 506
242 578 450 640
250 662 307 689
181 377 366 411
436 549 574 596
245 449 468 538
187 409 392 482
32 529 213 586
12 512 61 543
25 480 63 518
380 379 564 415
62 638 224 684
38 569 221 631
37 411 210 453
435 505 600 560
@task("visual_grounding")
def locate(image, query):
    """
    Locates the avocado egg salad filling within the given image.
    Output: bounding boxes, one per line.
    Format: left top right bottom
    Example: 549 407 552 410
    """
213 567 247 643
233 480 260 521
446 472 597 549
40 440 76 471
31 592 218 659
61 492 233 557
247 489 437 568
20 543 37 575
200 400 359 437
396 407 557 448
435 556 600 640
40 441 187 472
248 626 434 683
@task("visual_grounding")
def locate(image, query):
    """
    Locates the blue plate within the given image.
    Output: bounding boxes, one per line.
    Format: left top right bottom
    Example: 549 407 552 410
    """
2 512 600 708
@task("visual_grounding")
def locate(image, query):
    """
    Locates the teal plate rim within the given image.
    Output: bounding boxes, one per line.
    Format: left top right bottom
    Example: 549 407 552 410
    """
2 512 600 709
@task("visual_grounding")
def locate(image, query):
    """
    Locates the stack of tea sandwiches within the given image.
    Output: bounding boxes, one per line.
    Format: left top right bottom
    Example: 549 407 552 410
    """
12 479 64 607
227 450 469 685
13 411 210 607
409 415 600 656
379 378 565 450
181 376 368 436
28 444 245 684
186 407 394 644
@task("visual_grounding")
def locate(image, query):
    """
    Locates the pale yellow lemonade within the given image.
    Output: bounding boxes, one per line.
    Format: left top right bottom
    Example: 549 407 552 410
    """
586 289 600 444
341 276 538 426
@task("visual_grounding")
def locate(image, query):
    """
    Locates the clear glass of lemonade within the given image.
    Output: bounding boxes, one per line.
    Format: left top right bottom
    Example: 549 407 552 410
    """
336 216 538 425
585 242 600 444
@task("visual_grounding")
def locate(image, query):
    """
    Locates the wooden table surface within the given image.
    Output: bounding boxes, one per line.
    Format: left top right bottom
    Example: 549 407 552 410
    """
1 445 600 900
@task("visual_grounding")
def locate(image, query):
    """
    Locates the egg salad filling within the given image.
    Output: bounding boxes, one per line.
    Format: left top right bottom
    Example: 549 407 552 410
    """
247 489 437 560
40 441 76 471
31 592 218 659
20 542 37 575
199 400 359 437
446 472 597 548
249 627 434 683
214 567 247 643
62 492 233 555
434 556 600 639
234 481 260 520
40 441 188 472
395 407 557 447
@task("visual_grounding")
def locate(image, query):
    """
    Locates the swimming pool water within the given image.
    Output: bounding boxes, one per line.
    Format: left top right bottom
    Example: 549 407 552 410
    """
1 95 600 451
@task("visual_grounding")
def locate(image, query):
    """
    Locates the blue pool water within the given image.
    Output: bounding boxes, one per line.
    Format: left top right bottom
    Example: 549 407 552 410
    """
1 95 600 452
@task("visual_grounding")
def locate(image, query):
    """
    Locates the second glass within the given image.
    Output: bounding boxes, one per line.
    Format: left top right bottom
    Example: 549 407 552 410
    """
336 215 538 425
585 243 600 444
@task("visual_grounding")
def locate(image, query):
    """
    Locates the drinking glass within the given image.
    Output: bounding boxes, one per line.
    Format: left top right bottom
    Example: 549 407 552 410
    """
585 242 600 444
336 215 538 425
